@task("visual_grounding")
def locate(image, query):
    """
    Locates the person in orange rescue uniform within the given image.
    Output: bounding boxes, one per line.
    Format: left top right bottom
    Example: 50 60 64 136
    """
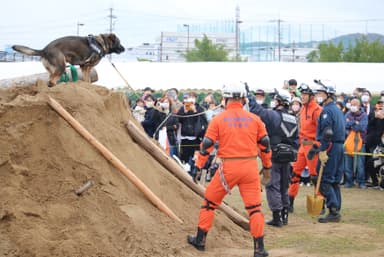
187 82 272 257
288 83 322 213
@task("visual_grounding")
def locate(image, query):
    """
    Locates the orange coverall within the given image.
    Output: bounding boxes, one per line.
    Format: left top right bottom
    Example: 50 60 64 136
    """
288 99 322 198
195 101 272 238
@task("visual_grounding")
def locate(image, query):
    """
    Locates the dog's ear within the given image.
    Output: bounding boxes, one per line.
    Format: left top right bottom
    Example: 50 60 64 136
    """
108 33 117 41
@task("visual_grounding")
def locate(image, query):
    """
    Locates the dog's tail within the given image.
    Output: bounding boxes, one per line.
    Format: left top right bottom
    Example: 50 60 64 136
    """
12 45 43 56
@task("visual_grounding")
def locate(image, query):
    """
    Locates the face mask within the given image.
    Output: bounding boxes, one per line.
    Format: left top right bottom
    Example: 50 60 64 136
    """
292 104 300 112
270 101 276 109
316 96 323 104
346 102 351 109
382 137 384 144
361 95 369 103
350 106 358 113
161 102 170 110
337 98 343 103
256 99 264 105
381 96 384 102
146 101 154 108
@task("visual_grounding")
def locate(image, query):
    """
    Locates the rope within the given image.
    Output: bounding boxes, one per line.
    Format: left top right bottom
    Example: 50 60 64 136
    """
152 112 172 138
109 60 135 92
151 104 223 138
344 151 384 157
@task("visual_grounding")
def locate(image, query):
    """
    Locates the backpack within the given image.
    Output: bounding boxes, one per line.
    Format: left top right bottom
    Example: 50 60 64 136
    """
344 130 363 156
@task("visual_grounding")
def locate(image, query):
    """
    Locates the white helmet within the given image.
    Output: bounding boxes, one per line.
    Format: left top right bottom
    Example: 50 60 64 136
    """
222 82 247 99
273 88 291 106
313 79 336 95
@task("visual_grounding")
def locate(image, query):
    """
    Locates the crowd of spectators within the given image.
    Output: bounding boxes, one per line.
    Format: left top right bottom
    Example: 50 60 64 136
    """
129 84 384 189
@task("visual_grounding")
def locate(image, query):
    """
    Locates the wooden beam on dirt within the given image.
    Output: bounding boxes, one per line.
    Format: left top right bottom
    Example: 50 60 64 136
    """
125 120 250 231
47 96 183 224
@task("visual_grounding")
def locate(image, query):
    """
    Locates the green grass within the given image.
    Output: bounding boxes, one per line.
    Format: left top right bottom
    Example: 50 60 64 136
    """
271 231 375 256
225 185 384 256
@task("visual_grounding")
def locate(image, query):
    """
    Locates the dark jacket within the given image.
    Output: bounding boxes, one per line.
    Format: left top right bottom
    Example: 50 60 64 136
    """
165 115 179 146
177 104 208 139
141 107 164 138
248 96 298 149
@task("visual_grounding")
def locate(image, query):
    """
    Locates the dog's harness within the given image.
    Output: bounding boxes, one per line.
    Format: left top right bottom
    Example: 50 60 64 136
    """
81 35 107 65
88 35 106 57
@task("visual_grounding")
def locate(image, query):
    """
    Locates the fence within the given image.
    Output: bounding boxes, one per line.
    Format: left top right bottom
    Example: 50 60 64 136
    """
0 51 40 62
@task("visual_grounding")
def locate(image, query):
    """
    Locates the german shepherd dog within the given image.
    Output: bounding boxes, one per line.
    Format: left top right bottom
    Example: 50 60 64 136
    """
12 33 125 87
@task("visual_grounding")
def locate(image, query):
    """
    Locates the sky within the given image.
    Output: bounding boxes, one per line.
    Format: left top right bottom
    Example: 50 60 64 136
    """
1 0 384 50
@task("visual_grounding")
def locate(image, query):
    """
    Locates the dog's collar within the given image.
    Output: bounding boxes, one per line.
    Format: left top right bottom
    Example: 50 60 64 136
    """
87 35 105 57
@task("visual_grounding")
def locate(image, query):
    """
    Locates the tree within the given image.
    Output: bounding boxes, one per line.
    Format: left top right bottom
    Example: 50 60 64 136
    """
184 34 229 62
318 42 344 62
306 50 320 62
307 36 384 62
343 37 384 62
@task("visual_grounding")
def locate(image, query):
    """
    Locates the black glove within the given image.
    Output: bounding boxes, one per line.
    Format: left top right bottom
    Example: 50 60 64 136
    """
193 167 202 183
307 144 319 160
310 175 318 186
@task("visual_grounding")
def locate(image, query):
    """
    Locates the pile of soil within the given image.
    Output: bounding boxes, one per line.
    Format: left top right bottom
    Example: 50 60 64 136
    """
0 81 251 257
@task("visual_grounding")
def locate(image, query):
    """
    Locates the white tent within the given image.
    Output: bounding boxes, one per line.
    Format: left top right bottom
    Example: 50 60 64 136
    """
1 61 383 94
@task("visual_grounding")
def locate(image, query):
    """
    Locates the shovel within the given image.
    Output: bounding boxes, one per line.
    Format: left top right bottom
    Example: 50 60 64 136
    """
307 162 325 216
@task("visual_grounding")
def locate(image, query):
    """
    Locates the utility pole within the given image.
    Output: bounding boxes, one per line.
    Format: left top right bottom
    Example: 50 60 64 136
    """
108 8 117 60
76 22 84 36
108 8 117 33
235 5 242 60
269 19 283 62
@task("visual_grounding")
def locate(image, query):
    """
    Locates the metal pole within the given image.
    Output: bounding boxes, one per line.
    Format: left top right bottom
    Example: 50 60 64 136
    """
160 32 163 62
183 24 190 52
278 19 281 62
235 5 242 60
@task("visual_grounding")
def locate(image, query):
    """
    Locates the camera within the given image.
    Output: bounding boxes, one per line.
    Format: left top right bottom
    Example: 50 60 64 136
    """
184 98 195 111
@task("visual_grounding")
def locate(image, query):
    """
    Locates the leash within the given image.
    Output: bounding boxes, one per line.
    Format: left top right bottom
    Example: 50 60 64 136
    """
109 60 135 92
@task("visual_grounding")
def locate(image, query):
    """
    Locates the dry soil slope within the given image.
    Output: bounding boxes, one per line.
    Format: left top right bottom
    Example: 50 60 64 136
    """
0 81 251 257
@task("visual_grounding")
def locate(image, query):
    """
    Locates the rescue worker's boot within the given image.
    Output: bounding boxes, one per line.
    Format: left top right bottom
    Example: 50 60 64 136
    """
187 227 207 251
318 207 341 223
288 196 295 213
281 207 289 225
266 210 283 227
253 236 269 257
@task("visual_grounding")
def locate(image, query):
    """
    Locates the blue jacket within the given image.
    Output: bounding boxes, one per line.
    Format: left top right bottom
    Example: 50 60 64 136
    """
345 108 368 141
316 101 346 151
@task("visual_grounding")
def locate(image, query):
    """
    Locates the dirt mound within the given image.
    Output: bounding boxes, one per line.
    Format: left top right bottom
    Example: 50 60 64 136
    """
0 81 251 257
